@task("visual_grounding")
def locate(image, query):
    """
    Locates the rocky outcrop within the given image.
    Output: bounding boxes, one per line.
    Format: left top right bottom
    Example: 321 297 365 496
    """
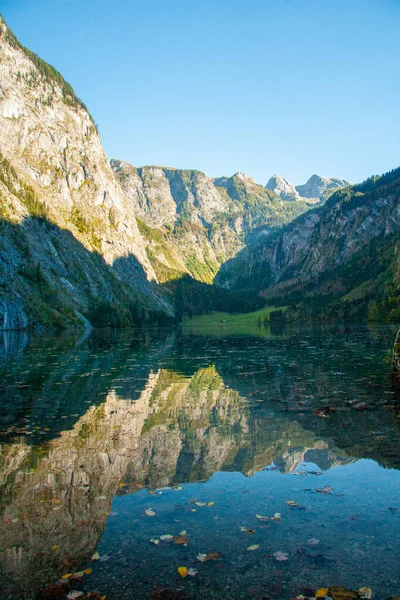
0 299 28 331
266 173 349 203
219 168 400 312
296 174 350 200
266 174 300 201
113 162 317 284
0 16 173 328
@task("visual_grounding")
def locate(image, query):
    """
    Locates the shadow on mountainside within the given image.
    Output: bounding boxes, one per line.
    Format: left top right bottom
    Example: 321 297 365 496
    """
0 215 173 330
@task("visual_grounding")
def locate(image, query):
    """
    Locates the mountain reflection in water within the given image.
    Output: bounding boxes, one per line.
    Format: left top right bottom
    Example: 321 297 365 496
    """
0 325 400 599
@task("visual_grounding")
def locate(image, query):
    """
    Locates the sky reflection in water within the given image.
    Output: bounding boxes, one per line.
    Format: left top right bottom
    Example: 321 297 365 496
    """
0 324 399 599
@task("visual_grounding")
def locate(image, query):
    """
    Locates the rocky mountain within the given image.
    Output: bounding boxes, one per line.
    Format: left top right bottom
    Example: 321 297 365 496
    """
219 168 400 322
265 174 300 202
266 173 350 203
0 15 172 330
296 174 350 200
112 161 315 285
0 15 358 330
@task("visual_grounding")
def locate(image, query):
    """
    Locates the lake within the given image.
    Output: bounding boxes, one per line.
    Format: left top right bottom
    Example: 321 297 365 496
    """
1 324 400 600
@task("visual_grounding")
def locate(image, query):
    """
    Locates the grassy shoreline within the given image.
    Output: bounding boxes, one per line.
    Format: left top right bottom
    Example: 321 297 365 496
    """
182 306 287 337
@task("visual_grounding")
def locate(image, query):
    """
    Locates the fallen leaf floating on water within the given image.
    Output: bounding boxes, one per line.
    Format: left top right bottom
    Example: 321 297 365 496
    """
271 512 281 521
358 588 372 599
173 535 189 546
83 568 92 575
67 592 84 600
197 553 207 562
285 500 298 507
313 406 334 419
273 551 289 561
247 544 260 551
311 586 373 600
91 551 100 561
188 568 198 576
194 501 215 507
177 566 188 578
61 573 72 579
160 534 174 541
150 538 160 545
197 551 222 562
316 486 333 495
72 571 84 578
240 527 255 534
255 514 268 520
145 508 156 517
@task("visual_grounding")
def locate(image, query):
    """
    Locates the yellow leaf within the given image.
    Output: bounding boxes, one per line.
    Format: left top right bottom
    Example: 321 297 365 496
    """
61 573 72 579
119 483 126 488
178 566 188 578
83 568 92 575
51 545 58 551
247 544 260 551
316 589 329 598
92 551 100 561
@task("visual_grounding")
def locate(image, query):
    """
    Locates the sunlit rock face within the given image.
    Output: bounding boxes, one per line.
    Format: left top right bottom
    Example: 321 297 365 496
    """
220 169 400 305
0 17 173 329
112 161 319 285
266 175 301 202
266 174 349 204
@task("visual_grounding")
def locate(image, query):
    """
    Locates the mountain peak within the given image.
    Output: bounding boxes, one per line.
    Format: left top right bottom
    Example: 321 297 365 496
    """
296 174 350 200
265 175 300 202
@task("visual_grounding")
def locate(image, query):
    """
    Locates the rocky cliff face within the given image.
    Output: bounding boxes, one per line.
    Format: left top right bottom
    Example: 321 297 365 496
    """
112 161 316 284
0 16 172 329
219 168 400 317
266 173 350 203
0 15 353 328
296 174 350 200
265 174 300 201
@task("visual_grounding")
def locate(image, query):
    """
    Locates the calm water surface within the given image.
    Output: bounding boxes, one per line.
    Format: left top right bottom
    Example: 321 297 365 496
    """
1 324 400 600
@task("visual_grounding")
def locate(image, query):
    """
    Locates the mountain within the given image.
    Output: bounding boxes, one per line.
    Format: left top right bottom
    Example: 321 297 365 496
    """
296 174 350 200
218 168 400 322
111 160 315 285
0 15 173 330
266 173 350 203
265 174 300 201
0 15 359 330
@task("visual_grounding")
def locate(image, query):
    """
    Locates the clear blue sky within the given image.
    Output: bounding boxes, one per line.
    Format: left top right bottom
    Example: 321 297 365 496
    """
2 0 400 185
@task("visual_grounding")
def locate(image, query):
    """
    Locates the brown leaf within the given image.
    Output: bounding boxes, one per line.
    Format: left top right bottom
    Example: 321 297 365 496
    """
205 551 222 561
173 535 189 545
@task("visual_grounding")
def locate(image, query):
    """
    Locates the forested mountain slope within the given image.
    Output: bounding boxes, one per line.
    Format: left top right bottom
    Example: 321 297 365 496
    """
218 168 400 321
